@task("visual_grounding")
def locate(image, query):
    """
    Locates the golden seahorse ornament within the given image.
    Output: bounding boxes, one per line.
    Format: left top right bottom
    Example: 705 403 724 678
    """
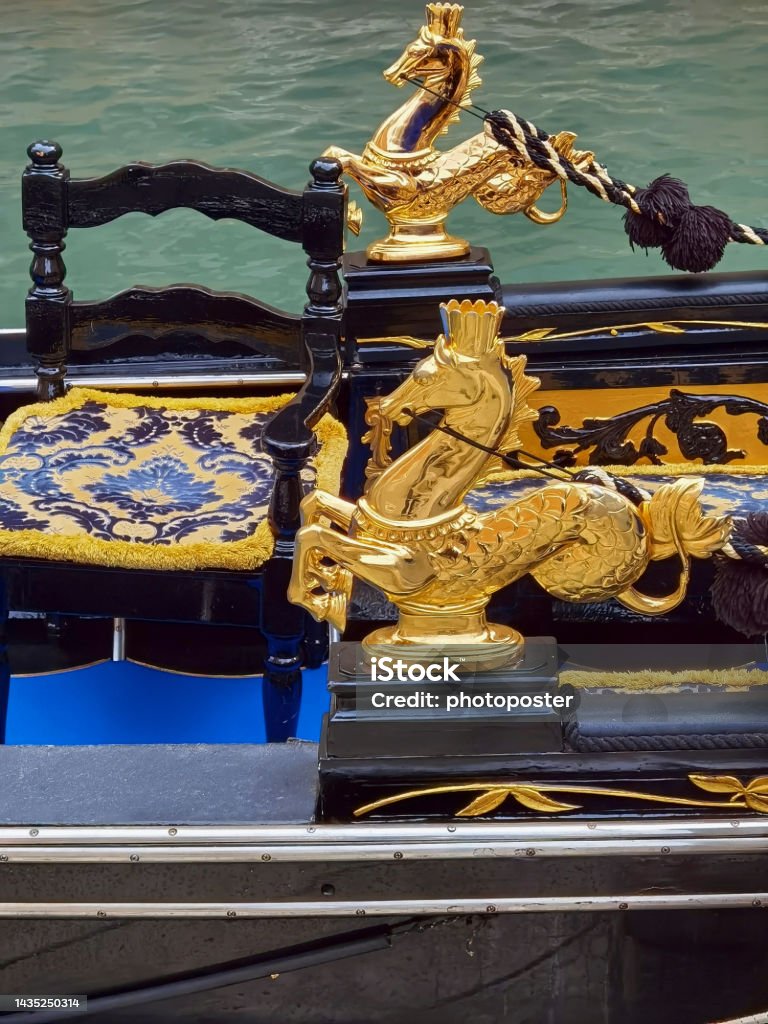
324 2 595 261
288 299 731 668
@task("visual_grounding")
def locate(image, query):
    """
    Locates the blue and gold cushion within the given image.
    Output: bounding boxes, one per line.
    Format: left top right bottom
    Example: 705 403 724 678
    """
465 463 768 521
0 388 346 571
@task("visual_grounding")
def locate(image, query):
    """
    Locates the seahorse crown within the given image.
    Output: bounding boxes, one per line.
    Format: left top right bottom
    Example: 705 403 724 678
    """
439 299 505 356
437 299 540 454
419 5 482 126
425 3 464 38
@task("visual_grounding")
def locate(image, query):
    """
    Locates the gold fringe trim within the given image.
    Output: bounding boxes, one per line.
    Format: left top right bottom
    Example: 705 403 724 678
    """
560 667 768 692
0 387 304 439
0 388 348 573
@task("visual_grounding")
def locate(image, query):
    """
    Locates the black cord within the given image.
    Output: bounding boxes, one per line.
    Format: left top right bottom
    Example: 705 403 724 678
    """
409 413 647 505
404 75 492 120
411 412 573 483
0 917 459 1022
403 76 768 257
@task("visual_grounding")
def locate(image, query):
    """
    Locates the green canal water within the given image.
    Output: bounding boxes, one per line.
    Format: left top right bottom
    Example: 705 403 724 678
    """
0 0 766 328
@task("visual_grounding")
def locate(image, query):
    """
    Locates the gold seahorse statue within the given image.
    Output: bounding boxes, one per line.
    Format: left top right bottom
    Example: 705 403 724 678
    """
288 299 731 669
325 3 595 261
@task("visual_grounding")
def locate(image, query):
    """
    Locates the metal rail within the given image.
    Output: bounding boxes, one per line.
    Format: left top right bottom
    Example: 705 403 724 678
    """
0 893 765 918
0 818 766 861
0 371 308 391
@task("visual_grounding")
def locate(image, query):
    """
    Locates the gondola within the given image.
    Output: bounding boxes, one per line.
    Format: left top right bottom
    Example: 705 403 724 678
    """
0 4 767 1022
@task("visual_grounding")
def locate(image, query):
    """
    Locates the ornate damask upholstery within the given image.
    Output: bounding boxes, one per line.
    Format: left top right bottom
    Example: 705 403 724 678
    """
467 464 767 522
0 388 346 572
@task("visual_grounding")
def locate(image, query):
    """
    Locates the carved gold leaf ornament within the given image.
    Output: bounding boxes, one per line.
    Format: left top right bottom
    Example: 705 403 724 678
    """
455 788 509 816
645 322 686 334
512 327 557 342
689 774 768 813
640 478 731 563
455 787 580 816
494 788 580 815
352 775 768 818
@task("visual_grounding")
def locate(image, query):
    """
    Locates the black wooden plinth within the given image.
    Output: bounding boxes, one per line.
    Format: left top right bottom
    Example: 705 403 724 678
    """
318 637 564 819
326 637 561 758
317 639 768 822
343 246 499 359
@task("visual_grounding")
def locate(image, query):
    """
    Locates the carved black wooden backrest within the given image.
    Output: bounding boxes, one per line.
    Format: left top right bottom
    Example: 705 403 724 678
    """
22 141 345 402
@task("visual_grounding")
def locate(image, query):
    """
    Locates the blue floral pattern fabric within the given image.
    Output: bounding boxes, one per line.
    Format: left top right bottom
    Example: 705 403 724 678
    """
466 468 768 520
0 388 346 571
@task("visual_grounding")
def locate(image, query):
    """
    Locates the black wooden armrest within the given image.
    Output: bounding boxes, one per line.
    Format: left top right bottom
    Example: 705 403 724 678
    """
263 319 343 460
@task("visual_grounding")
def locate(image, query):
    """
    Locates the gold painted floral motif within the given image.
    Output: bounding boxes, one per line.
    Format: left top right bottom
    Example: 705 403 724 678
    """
354 775 768 818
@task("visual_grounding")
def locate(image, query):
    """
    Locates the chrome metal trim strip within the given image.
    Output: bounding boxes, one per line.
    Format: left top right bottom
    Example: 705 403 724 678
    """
0 372 308 392
1 835 768 863
0 819 766 857
0 893 765 917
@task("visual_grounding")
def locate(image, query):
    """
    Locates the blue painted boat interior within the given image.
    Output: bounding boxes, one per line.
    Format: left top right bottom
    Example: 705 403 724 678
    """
6 663 329 745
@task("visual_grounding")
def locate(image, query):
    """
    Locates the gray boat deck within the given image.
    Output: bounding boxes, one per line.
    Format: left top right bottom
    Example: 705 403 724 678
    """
0 742 318 825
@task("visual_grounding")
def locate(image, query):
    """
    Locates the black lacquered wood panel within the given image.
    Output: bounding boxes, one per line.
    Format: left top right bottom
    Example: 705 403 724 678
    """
4 560 263 627
69 285 302 364
67 160 304 241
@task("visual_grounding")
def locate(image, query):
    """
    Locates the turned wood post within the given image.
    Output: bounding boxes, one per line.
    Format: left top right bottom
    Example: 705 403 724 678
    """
303 156 345 321
261 157 344 742
23 140 71 401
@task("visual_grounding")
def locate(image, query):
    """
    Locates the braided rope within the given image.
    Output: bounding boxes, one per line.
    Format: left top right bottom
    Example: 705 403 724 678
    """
724 535 768 568
486 110 768 249
564 720 768 751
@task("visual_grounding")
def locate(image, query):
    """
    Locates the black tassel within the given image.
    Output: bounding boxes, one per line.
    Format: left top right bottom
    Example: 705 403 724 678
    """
711 513 768 637
623 174 690 250
624 208 671 249
660 204 733 273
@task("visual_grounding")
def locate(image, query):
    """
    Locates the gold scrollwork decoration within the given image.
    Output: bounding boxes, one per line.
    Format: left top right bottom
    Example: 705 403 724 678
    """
353 774 768 818
356 318 768 350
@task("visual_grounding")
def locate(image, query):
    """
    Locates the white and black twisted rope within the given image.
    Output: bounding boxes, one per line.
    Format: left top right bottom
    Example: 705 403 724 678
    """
485 109 768 273
726 531 768 569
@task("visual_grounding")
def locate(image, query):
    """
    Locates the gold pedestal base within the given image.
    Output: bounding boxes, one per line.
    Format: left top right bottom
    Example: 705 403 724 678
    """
362 608 524 673
366 222 471 263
